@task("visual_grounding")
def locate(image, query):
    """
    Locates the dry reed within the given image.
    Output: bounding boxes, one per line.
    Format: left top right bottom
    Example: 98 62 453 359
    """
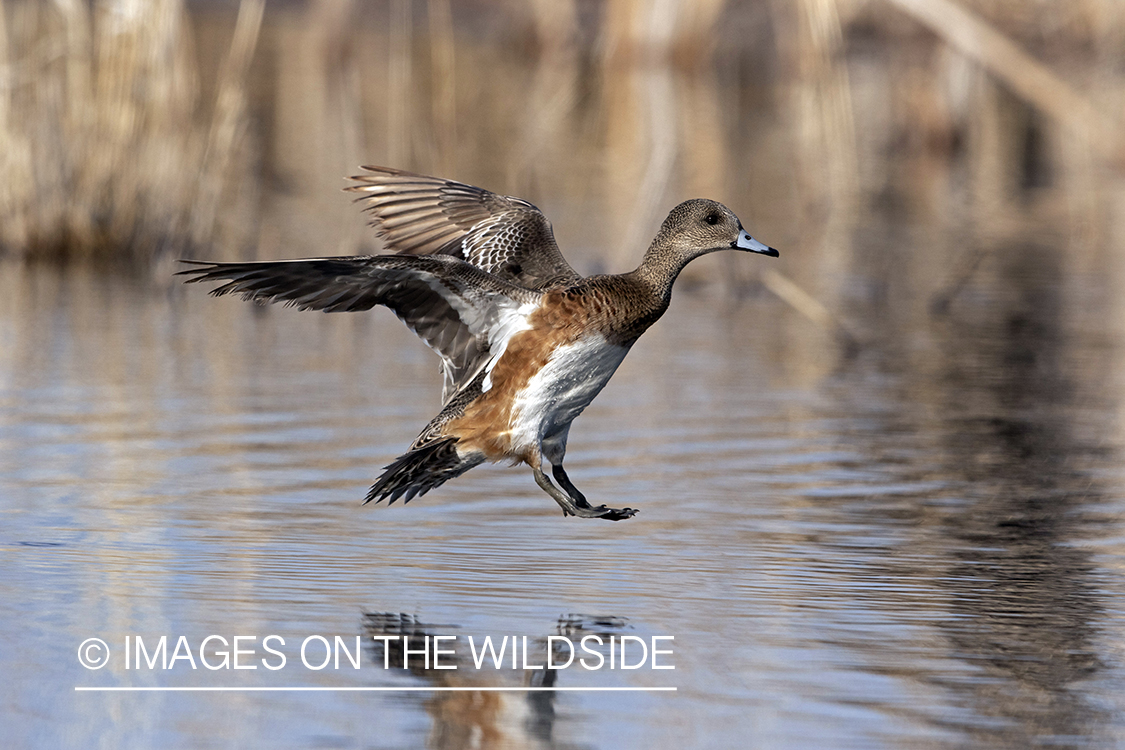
886 0 1122 163
1 0 1121 274
0 0 261 263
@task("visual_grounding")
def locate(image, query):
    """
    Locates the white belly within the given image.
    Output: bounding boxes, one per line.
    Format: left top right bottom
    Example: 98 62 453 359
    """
508 334 629 453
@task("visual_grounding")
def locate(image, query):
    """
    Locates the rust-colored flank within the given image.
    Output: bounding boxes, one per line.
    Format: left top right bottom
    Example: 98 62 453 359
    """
179 166 778 521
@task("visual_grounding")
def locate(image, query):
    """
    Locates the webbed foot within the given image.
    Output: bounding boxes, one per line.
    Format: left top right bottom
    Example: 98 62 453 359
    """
534 465 637 521
560 500 638 521
587 505 637 521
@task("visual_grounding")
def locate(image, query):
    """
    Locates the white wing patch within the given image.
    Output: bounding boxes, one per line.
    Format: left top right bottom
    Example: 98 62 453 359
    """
482 300 537 392
411 274 539 399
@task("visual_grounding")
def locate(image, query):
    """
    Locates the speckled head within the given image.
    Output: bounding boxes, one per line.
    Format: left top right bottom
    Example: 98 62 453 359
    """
636 199 778 298
653 198 778 261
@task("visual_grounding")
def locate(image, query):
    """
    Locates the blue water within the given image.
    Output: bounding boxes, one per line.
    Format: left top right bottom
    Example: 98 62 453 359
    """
3 257 1125 749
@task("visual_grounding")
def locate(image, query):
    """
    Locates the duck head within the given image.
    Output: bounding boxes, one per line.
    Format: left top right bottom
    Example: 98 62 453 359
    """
650 198 778 263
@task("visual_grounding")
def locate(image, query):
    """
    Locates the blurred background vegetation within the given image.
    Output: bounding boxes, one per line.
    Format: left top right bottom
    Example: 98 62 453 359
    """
0 0 1122 298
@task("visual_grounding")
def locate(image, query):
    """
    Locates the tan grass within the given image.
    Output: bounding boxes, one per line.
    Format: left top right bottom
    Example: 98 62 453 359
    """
0 0 261 263
887 0 1123 163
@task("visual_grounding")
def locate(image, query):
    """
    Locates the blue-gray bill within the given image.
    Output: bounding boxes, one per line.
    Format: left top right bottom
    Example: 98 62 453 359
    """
735 229 779 257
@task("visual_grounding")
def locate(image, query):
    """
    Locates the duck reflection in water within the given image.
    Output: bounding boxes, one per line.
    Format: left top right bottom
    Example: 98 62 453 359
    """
364 612 631 749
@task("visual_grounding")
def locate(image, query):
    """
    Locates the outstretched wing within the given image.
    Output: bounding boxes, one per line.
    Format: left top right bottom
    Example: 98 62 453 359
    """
347 166 582 292
177 255 540 403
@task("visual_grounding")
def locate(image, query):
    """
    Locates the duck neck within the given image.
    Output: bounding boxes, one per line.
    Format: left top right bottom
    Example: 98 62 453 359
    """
633 242 697 303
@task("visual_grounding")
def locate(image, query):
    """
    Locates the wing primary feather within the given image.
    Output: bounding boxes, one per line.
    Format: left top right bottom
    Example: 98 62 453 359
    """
179 254 542 399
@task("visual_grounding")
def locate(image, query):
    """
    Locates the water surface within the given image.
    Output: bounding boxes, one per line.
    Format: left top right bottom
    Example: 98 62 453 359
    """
4 249 1125 748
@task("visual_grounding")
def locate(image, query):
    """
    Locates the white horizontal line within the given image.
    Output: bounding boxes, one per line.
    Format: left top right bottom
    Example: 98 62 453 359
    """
75 686 676 692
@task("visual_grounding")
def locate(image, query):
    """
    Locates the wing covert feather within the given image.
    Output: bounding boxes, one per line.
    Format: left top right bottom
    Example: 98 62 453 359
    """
347 166 581 291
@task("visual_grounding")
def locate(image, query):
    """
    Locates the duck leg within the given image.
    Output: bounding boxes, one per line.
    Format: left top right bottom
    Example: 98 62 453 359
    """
532 465 637 521
552 464 590 508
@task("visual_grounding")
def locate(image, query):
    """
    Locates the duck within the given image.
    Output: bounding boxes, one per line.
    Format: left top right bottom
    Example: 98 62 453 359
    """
179 166 778 520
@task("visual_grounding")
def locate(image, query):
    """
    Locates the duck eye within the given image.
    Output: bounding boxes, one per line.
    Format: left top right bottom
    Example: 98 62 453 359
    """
705 213 720 225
